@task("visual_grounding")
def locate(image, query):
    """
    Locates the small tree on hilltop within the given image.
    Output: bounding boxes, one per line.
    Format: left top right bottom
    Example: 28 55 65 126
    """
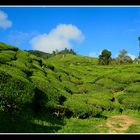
117 49 133 64
118 49 127 58
98 49 112 65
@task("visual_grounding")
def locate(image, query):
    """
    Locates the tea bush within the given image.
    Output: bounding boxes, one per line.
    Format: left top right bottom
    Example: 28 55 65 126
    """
0 50 16 63
0 42 18 51
0 69 34 114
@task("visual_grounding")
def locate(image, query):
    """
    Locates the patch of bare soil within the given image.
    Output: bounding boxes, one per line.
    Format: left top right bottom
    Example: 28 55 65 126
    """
106 115 136 133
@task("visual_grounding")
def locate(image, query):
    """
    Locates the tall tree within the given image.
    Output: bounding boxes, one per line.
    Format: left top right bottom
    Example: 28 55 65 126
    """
98 49 112 65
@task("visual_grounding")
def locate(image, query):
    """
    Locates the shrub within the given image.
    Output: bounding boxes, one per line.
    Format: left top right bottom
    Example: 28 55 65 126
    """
16 50 29 61
32 70 45 78
96 78 124 92
0 70 34 114
32 88 48 114
7 60 28 72
87 96 114 111
118 92 140 110
69 75 82 84
31 60 43 71
64 94 102 118
0 42 18 51
125 83 140 93
30 76 68 113
62 80 79 94
47 64 55 71
0 50 16 63
29 54 42 62
0 65 27 79
107 72 140 84
0 71 12 84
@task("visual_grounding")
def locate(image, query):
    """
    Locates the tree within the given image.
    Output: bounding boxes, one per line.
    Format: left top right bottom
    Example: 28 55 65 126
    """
133 58 140 64
57 48 77 55
138 36 140 47
138 52 140 59
123 56 133 64
98 49 112 65
116 49 133 64
118 49 127 58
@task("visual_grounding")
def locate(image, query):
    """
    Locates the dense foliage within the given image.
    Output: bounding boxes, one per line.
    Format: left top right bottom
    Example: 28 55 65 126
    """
98 49 112 65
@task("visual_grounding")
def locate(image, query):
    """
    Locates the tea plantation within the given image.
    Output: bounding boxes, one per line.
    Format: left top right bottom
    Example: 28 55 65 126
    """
1 42 140 133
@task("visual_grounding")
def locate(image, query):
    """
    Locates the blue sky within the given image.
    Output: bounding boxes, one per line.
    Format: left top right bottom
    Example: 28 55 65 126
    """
0 6 140 59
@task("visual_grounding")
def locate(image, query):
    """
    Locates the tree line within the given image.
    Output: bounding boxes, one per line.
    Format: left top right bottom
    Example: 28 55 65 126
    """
99 37 140 65
98 49 134 65
27 48 77 59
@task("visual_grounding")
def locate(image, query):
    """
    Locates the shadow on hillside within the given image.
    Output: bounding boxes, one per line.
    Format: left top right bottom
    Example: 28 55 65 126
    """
0 111 64 133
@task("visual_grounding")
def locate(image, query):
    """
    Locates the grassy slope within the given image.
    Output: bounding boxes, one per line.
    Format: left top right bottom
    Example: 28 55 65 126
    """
47 54 140 133
1 42 140 133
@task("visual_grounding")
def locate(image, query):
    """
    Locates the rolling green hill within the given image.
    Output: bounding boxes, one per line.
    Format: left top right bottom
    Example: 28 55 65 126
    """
1 42 140 133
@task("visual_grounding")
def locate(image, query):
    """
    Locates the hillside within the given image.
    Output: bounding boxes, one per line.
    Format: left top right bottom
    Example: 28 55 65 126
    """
26 50 52 59
1 42 140 133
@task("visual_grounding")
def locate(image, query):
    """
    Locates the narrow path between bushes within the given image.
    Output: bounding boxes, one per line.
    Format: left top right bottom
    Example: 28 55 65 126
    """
106 114 135 133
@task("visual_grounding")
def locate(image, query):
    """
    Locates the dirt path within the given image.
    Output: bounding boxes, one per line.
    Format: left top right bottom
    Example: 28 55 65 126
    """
106 115 136 133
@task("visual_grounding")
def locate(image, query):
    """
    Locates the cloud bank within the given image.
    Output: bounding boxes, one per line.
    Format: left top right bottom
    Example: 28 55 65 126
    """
0 10 12 29
30 24 84 53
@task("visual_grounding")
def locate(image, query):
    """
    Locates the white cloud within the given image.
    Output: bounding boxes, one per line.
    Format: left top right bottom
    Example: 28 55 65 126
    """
0 10 12 29
30 24 84 53
128 53 136 60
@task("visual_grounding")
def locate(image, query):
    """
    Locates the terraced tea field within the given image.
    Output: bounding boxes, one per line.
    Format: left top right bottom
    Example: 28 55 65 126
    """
1 42 140 133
